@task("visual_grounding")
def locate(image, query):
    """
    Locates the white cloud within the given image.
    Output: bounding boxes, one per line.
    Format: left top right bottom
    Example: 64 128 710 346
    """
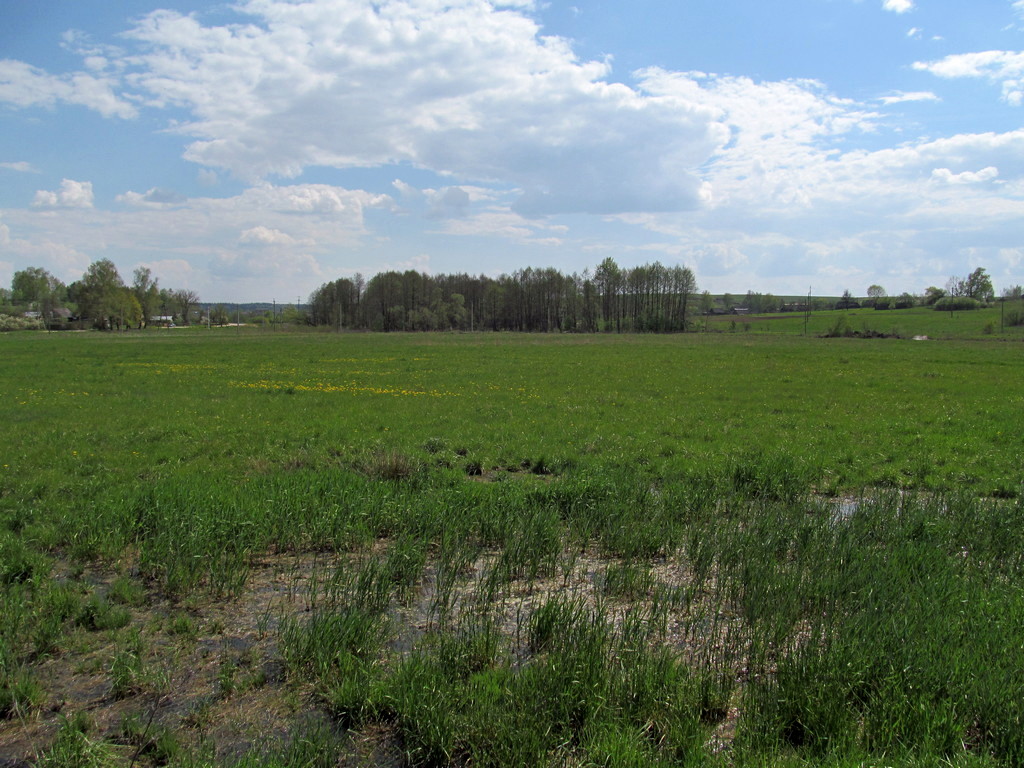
239 225 301 245
883 0 914 13
210 248 324 284
0 161 38 173
133 258 195 287
915 50 1024 79
437 209 560 241
112 0 721 216
635 69 879 211
907 27 922 39
0 59 136 118
4 182 391 298
117 188 187 207
611 123 1024 294
197 169 219 187
931 166 999 184
878 91 939 105
425 187 471 219
382 254 433 274
236 184 393 215
32 179 95 208
914 50 1024 104
4 0 1024 297
0 221 93 284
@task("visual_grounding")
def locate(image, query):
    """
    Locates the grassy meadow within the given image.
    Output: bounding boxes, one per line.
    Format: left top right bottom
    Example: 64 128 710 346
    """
1 324 1023 766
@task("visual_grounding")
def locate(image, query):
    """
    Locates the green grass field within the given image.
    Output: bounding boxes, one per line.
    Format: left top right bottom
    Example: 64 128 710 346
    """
705 302 1024 340
1 326 1023 766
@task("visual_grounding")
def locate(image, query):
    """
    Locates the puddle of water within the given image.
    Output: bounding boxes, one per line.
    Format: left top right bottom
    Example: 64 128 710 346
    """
832 498 859 521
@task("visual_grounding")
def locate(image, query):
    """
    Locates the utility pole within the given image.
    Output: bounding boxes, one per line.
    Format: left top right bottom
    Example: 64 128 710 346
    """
804 286 811 336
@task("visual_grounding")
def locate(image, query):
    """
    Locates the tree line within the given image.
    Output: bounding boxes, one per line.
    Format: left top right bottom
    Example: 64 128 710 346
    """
868 268 1022 312
307 258 699 333
2 260 199 330
6 257 1018 333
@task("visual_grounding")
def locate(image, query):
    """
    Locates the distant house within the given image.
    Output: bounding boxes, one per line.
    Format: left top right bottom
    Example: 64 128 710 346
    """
23 308 72 327
151 315 176 326
731 307 750 315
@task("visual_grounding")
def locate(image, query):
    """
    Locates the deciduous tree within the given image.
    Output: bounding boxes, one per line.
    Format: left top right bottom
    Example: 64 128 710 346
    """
71 259 124 329
965 268 993 302
132 267 160 328
11 267 66 324
171 288 200 326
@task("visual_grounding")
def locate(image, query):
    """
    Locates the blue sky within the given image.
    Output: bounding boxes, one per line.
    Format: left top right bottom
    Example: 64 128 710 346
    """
2 0 1023 302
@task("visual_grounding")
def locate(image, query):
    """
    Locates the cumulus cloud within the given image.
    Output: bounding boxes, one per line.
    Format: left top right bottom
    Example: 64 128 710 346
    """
209 248 325 283
634 69 878 210
239 225 301 245
5 181 391 298
0 0 885 221
883 0 914 13
931 166 999 184
112 0 721 216
914 51 1024 79
117 187 187 206
914 51 1024 104
612 122 1024 295
197 169 219 187
427 187 471 219
32 179 95 208
0 59 136 118
437 208 564 242
236 184 393 216
4 0 1024 296
0 220 93 283
133 258 195 286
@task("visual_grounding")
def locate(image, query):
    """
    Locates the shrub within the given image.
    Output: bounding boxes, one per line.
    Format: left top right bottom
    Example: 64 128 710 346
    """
894 294 916 309
0 315 45 332
359 449 418 481
823 315 854 338
934 296 981 312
